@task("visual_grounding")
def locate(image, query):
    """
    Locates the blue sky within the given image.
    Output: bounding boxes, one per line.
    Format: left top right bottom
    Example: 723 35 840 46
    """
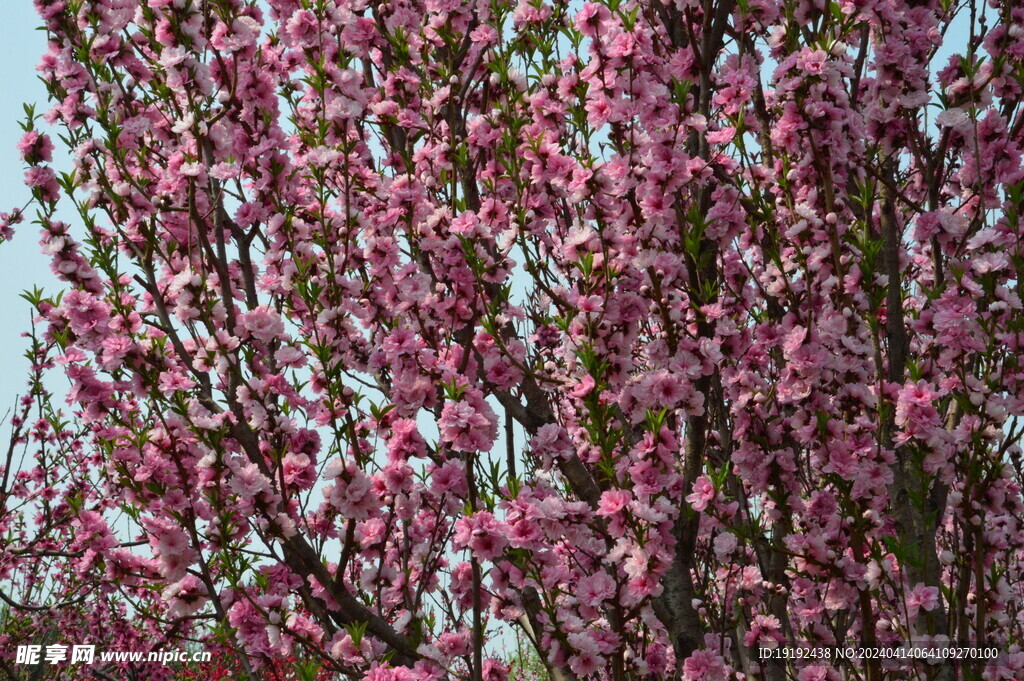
0 5 60 406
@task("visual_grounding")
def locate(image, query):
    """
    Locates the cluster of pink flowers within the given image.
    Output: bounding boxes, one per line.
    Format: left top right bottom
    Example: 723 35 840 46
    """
2 0 1024 679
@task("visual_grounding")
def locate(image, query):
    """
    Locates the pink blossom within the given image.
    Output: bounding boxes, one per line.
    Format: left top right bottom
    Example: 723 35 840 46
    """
18 130 54 163
597 489 631 516
438 395 496 452
329 470 376 520
575 3 612 37
577 572 616 608
907 585 941 613
454 511 509 561
686 476 716 512
241 306 285 344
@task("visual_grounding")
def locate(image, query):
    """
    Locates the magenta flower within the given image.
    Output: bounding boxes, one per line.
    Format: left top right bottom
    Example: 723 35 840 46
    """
686 476 716 512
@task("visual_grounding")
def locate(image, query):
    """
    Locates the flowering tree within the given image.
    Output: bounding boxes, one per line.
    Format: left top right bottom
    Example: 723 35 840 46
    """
2 0 1024 679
